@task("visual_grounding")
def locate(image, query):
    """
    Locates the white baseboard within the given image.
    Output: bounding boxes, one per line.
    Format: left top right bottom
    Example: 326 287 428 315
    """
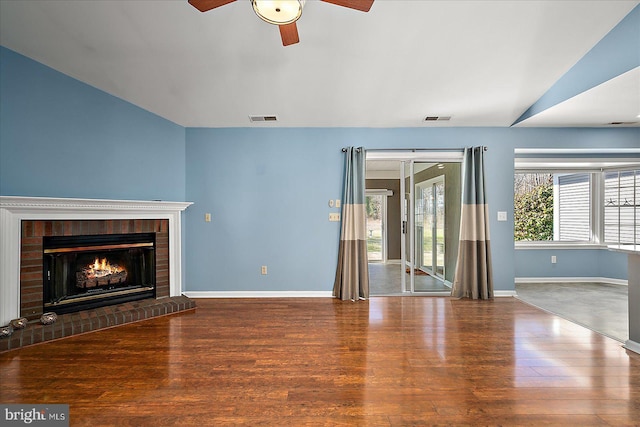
494 290 517 297
183 291 333 298
184 290 516 298
624 339 640 355
515 277 628 286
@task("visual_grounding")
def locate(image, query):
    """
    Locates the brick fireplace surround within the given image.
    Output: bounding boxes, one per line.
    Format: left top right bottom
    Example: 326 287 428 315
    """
0 197 194 352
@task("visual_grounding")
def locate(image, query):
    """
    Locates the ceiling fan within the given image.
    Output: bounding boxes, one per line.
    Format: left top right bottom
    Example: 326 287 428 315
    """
188 0 374 46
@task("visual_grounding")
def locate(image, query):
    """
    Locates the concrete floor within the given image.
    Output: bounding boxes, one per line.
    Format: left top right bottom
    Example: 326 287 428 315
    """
369 262 451 295
515 282 628 343
368 265 628 342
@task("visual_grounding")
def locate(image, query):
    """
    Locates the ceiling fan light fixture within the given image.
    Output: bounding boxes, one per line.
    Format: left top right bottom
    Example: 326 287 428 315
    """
252 0 305 25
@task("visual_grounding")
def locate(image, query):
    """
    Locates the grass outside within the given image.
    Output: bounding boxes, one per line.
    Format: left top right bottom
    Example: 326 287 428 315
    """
367 220 382 260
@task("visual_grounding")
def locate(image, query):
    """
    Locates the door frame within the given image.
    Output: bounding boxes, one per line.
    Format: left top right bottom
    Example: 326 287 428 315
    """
365 190 391 263
416 175 446 279
366 150 463 295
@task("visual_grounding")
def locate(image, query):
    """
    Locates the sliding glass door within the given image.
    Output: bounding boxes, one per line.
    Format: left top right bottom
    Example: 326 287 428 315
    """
366 151 462 296
365 192 387 262
406 160 459 293
416 176 445 279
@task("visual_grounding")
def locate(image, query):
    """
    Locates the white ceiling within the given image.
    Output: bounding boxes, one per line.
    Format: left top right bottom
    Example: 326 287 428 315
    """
514 67 640 127
1 0 638 128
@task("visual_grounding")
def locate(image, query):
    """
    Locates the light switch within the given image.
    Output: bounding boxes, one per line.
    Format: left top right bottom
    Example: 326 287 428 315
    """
497 211 507 222
335 199 341 208
205 213 211 222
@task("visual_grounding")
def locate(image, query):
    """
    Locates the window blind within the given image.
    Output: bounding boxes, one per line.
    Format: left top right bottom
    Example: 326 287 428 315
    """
557 173 591 241
604 169 639 245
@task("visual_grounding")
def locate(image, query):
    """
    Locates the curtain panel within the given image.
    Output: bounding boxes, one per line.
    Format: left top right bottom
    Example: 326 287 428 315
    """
451 147 494 299
333 147 369 301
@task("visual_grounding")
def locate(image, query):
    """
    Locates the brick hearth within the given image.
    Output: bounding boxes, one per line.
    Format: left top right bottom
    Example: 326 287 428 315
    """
1 296 195 352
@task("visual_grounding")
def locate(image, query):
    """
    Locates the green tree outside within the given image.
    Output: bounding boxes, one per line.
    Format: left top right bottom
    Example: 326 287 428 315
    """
514 174 553 241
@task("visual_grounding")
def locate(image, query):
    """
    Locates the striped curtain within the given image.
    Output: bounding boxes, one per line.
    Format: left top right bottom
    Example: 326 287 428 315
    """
451 147 494 299
333 147 369 301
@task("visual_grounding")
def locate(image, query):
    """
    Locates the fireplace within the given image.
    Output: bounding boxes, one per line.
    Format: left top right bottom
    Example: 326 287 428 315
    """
0 197 192 327
0 197 196 351
14 218 172 321
43 233 157 315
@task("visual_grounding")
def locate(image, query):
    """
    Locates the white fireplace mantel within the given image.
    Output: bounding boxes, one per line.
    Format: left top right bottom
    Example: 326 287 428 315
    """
0 196 193 325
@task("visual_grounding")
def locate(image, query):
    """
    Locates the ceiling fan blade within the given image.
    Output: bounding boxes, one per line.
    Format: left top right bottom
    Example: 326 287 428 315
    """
188 0 236 13
321 0 374 12
279 22 300 46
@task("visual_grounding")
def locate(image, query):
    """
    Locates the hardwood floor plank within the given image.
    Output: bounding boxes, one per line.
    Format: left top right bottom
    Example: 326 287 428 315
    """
388 414 609 426
473 387 640 401
1 297 639 426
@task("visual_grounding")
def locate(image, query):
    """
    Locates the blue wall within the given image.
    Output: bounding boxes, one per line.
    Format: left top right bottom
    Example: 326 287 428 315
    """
0 47 186 201
184 127 639 292
185 128 345 292
515 249 628 281
599 249 630 280
184 128 516 292
2 46 638 294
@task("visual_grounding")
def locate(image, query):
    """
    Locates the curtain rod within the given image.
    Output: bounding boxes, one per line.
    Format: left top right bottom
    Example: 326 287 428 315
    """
341 147 487 152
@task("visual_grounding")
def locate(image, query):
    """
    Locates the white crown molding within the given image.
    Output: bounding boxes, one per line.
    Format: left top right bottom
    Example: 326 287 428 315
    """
0 196 193 325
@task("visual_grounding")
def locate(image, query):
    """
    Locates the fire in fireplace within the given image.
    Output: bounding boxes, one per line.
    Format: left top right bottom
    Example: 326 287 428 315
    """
77 257 127 288
43 233 156 314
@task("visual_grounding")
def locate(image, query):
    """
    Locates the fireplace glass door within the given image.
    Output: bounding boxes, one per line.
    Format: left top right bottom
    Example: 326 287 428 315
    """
43 233 156 314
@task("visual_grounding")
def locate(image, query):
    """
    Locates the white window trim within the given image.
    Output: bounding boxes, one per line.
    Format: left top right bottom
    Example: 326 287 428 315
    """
514 150 640 249
515 171 598 248
602 168 640 246
515 242 609 250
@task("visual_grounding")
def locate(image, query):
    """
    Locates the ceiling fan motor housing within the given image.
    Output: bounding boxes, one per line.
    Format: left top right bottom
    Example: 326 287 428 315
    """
189 0 374 46
252 0 305 25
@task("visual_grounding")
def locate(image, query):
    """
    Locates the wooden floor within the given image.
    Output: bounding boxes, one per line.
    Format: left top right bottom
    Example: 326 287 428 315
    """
2 297 639 426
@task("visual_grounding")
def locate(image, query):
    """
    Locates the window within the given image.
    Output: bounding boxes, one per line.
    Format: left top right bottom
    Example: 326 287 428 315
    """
555 173 591 241
604 169 640 245
514 149 640 246
514 172 591 242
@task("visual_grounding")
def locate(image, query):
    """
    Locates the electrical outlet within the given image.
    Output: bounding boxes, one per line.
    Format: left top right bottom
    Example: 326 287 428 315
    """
329 213 340 222
205 213 211 222
261 265 267 275
497 211 507 221
335 199 341 208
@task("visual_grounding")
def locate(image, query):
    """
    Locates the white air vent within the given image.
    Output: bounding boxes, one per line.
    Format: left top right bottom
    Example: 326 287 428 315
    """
424 116 451 122
249 115 278 122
